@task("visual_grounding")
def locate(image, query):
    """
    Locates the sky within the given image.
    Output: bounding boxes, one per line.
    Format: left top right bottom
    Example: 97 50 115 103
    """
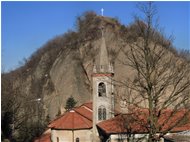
1 1 190 72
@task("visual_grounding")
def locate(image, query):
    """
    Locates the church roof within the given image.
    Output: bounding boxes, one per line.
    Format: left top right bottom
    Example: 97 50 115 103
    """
48 101 190 135
97 109 190 135
98 35 109 67
74 106 92 121
48 102 93 130
97 114 148 134
94 28 113 74
82 101 93 110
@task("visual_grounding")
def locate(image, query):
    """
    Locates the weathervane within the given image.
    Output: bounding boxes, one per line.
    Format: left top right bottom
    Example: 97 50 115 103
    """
101 8 104 16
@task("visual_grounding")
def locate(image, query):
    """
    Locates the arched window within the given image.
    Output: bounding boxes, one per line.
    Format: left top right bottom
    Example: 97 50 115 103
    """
98 107 102 120
103 108 106 120
98 106 106 120
76 137 79 142
98 82 106 97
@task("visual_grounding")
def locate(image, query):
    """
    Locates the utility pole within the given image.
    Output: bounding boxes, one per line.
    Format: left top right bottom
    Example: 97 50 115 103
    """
36 98 41 137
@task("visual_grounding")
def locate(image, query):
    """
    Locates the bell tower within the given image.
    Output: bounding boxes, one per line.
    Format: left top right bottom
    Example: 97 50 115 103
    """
92 26 114 141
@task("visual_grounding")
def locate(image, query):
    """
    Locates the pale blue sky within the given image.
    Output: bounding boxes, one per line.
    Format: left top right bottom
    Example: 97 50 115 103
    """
2 1 190 72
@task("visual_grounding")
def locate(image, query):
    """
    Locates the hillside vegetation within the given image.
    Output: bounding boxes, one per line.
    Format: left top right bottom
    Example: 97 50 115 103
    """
1 11 190 141
2 11 190 117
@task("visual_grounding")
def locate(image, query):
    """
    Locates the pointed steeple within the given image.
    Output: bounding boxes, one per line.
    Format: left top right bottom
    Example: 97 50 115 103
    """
93 26 113 74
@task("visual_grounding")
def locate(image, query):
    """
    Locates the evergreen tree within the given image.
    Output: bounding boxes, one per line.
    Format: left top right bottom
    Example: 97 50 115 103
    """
65 96 77 111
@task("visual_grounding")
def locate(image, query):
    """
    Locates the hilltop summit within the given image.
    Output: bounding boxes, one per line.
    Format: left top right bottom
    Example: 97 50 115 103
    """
2 11 188 120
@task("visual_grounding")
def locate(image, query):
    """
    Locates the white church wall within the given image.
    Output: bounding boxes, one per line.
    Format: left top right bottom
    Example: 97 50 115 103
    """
110 134 148 142
51 129 93 142
74 129 93 142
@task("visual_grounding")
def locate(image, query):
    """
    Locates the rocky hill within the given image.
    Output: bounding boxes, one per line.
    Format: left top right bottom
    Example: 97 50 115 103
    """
2 11 189 121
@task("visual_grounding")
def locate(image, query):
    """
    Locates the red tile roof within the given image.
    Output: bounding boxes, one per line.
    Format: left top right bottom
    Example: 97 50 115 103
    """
97 109 190 134
82 102 93 110
74 106 92 121
34 133 51 142
48 101 190 135
158 109 190 132
97 114 148 134
48 103 93 130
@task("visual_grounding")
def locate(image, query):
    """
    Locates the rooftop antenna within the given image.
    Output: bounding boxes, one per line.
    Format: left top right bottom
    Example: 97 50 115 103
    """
101 8 104 16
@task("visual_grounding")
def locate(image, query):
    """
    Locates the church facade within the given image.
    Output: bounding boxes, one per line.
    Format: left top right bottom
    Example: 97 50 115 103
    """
34 26 117 142
48 26 118 142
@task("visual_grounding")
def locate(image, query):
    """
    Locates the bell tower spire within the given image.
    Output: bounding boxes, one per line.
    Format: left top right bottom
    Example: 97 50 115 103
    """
92 23 114 142
93 26 113 74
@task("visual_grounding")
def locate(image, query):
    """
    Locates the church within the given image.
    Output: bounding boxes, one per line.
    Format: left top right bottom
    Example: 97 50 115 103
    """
34 24 190 142
34 25 121 142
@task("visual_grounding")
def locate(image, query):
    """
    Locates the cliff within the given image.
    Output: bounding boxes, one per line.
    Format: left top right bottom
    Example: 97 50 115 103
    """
2 11 189 120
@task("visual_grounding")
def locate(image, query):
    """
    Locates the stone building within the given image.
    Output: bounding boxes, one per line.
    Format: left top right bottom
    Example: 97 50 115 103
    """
34 103 190 142
92 26 114 141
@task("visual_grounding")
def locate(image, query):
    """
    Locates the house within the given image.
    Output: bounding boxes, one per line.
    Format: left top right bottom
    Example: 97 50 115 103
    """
97 109 190 142
34 102 93 142
35 103 190 142
49 102 93 142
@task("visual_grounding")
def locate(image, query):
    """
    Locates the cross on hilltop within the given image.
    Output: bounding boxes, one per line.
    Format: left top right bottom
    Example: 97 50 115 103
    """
101 8 104 16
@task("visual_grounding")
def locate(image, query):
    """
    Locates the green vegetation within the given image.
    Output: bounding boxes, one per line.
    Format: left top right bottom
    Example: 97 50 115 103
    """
65 96 77 111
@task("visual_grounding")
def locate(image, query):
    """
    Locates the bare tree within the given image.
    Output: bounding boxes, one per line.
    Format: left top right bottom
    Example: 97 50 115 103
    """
2 72 47 142
178 49 190 62
117 2 190 142
1 73 20 141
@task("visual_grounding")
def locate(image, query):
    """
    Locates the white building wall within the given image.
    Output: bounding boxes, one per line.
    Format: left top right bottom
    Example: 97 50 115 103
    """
110 134 164 142
51 129 93 142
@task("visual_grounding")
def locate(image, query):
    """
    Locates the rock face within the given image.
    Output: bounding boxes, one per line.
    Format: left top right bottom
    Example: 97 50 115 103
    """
47 49 91 118
2 12 189 120
44 25 126 118
3 12 130 119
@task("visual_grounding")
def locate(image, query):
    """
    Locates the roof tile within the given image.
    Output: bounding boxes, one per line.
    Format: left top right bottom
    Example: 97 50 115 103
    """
98 109 190 134
48 104 92 130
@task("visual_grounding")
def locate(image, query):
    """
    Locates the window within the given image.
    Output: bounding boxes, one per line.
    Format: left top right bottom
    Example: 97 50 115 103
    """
103 108 106 120
57 137 59 142
76 137 79 142
98 106 106 120
98 82 106 97
98 107 102 120
100 65 103 69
